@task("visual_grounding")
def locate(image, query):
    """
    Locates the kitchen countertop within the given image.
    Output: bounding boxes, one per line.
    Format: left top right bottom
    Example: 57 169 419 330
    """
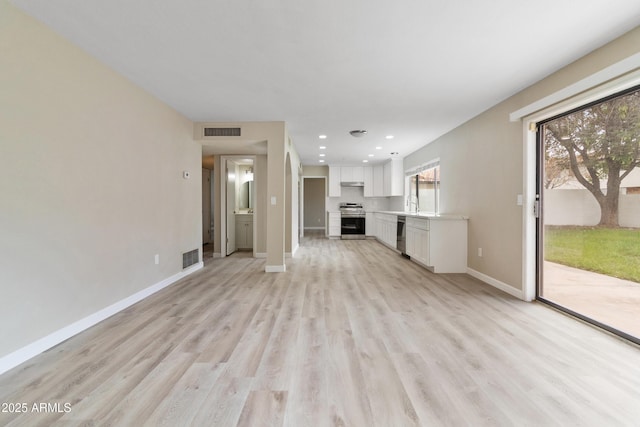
375 211 469 220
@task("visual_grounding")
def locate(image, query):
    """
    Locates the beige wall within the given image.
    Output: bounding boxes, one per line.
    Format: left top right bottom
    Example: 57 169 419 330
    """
404 25 640 292
255 155 268 255
302 165 329 178
200 122 290 265
0 3 201 358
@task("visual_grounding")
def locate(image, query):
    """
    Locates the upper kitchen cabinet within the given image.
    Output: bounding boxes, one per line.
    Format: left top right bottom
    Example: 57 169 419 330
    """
330 163 397 197
364 165 384 197
383 158 403 197
329 166 341 197
341 166 364 183
329 166 366 197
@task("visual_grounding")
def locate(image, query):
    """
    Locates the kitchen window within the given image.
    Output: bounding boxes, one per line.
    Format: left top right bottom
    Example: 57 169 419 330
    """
406 160 440 214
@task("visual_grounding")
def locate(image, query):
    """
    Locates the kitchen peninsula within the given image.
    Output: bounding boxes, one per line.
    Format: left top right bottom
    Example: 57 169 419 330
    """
373 212 468 273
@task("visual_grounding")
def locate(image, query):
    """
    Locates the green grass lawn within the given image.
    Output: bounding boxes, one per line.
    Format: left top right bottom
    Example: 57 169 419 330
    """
545 226 640 283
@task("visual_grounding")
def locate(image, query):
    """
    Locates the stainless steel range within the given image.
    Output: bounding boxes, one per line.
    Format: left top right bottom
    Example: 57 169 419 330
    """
339 202 366 239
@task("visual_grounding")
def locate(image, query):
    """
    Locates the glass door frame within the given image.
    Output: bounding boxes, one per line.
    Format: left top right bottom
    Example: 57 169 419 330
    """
534 99 640 345
518 64 640 304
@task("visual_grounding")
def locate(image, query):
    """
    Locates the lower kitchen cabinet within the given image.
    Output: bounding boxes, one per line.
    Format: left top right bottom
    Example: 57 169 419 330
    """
374 213 397 248
374 212 467 273
406 216 467 273
365 212 375 236
406 217 429 266
328 212 341 237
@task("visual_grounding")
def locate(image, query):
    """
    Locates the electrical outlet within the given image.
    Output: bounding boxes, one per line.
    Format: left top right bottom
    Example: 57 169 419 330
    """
478 248 483 257
154 254 159 265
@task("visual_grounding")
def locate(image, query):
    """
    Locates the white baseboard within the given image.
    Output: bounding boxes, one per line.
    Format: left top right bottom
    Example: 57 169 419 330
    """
466 267 525 300
255 252 267 259
265 264 286 273
286 243 299 258
0 262 203 376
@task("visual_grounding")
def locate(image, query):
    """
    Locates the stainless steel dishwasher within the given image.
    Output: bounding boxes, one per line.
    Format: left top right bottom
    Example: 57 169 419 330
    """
396 216 407 256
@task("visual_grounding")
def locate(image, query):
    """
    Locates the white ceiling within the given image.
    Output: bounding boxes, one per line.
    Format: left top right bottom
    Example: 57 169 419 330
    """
11 0 640 166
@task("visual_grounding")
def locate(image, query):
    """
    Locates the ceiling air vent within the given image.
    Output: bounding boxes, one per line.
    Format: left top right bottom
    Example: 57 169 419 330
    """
204 127 241 137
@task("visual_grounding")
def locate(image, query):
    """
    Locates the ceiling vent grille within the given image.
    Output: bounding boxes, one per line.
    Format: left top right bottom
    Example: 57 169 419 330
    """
204 127 241 137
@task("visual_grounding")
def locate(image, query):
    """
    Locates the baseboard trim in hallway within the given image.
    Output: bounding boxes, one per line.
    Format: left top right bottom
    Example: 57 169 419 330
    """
466 267 526 301
0 262 204 376
3 236 640 425
265 264 286 273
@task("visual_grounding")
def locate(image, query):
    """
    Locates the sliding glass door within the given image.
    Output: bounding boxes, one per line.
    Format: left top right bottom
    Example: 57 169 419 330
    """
537 86 640 343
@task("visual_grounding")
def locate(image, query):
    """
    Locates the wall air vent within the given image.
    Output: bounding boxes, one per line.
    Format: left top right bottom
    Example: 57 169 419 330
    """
203 127 241 137
182 249 199 269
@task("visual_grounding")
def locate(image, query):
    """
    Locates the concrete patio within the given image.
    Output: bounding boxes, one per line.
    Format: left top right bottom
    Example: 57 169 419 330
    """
543 261 640 339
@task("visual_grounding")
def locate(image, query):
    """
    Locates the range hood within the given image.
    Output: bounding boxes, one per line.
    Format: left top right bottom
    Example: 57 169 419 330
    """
341 181 364 187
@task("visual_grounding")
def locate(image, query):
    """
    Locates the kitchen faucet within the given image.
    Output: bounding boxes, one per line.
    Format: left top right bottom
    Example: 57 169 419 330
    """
407 195 419 213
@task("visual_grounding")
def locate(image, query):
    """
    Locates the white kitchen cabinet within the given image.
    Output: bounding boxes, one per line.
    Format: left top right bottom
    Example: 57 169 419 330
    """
427 218 467 273
352 166 364 182
374 213 397 248
383 216 397 248
383 158 403 197
374 214 383 240
340 166 364 183
235 214 253 249
364 165 384 198
375 212 468 273
329 166 341 197
365 212 375 236
373 165 384 197
340 166 353 182
328 212 341 237
406 217 429 266
405 216 467 273
364 167 373 197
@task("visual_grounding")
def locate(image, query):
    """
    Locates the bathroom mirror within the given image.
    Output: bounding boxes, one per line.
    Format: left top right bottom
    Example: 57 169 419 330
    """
239 181 253 210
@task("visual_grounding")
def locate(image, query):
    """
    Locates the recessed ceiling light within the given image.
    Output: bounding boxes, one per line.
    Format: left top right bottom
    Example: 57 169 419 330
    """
319 153 325 157
319 135 327 139
362 160 369 163
319 146 326 149
319 159 325 163
375 146 382 150
386 135 394 139
368 154 374 157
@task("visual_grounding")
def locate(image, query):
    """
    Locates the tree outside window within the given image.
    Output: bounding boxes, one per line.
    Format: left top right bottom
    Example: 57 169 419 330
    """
543 87 640 227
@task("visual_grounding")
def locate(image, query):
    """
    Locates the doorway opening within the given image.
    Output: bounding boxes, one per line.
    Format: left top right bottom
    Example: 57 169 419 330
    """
221 156 255 257
536 85 640 343
301 177 326 238
202 156 215 261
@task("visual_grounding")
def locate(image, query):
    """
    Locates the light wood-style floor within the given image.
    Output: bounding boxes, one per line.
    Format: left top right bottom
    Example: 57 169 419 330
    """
2 233 640 426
